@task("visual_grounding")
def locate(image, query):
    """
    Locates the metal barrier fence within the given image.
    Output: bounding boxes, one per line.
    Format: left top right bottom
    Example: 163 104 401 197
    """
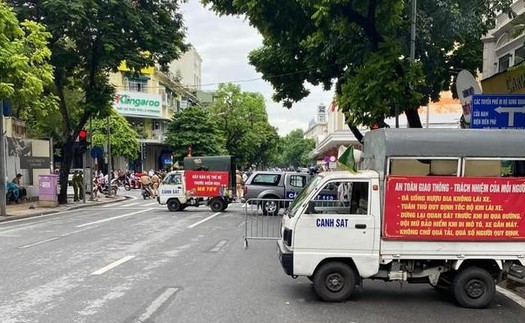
243 198 293 248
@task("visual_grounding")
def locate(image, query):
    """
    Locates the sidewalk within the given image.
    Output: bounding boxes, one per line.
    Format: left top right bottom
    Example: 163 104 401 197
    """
0 194 127 222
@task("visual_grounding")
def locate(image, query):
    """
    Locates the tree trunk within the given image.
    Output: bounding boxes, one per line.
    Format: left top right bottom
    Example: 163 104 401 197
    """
349 125 364 144
405 108 423 128
58 141 74 204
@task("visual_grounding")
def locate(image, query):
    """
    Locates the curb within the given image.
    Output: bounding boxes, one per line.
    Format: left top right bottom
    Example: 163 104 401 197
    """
0 195 129 222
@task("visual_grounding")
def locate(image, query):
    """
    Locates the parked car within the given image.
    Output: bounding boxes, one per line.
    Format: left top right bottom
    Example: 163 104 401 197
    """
243 171 312 215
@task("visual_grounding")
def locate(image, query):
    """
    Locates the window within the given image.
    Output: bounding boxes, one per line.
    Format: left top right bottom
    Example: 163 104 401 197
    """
252 174 281 186
163 173 182 185
389 158 459 176
516 46 525 65
499 54 512 72
289 175 306 188
464 158 525 177
126 78 148 92
306 181 369 215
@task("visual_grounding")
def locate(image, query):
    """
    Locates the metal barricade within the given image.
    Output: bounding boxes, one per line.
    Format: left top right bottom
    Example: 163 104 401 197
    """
243 198 293 248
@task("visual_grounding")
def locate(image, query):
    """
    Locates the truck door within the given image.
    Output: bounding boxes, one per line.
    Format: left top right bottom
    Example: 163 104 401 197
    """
285 174 308 199
160 172 185 201
293 179 376 257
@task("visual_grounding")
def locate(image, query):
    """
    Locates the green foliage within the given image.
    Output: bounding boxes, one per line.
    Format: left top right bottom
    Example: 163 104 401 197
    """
165 106 227 162
274 129 315 169
0 3 55 113
9 0 187 203
203 0 514 132
90 111 140 159
208 83 279 169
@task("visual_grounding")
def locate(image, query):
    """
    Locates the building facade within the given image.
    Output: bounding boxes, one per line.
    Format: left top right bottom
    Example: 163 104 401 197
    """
309 94 462 164
481 0 525 94
109 55 201 172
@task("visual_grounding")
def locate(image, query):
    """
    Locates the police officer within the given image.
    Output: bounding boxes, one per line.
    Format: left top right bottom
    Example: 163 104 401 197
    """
72 171 84 201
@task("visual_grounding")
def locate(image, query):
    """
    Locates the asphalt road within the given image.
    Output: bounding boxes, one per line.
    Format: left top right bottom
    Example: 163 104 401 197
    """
0 191 523 323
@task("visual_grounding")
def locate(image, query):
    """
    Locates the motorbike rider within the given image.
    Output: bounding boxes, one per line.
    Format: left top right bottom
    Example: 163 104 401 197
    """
140 174 153 197
151 172 160 197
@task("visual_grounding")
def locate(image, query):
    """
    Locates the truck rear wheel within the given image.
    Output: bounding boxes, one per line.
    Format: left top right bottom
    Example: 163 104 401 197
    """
313 262 356 302
210 198 225 212
452 267 495 309
167 199 182 212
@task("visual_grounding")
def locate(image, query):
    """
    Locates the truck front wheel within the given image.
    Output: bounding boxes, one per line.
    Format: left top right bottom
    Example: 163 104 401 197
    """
167 199 182 212
313 262 356 302
452 267 495 309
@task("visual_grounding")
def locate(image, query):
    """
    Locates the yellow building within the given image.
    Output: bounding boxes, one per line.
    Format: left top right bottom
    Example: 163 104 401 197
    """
109 62 200 172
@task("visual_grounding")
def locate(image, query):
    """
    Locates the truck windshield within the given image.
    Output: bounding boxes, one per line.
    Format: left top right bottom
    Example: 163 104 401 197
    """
287 175 322 218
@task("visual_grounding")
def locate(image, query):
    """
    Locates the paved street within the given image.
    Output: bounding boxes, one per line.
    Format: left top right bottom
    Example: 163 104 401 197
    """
0 190 523 323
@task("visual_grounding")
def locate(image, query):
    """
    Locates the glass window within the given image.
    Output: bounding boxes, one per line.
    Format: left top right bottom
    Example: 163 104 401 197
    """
163 174 182 185
499 54 512 72
252 174 281 186
306 181 369 215
289 175 306 188
464 159 525 177
389 158 459 176
126 78 148 92
516 47 525 65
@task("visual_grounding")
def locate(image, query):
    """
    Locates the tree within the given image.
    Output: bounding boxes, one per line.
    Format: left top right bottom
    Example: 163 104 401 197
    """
203 0 514 141
275 129 315 169
208 83 279 169
90 111 140 160
165 106 227 162
9 0 187 203
0 2 55 117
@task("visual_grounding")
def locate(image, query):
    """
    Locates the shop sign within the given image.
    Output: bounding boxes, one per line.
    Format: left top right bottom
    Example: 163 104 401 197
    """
114 91 162 118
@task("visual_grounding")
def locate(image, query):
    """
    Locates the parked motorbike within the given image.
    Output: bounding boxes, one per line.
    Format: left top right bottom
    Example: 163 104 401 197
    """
116 175 131 191
93 177 118 197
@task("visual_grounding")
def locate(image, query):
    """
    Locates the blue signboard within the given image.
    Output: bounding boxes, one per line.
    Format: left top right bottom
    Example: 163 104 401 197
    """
471 94 525 129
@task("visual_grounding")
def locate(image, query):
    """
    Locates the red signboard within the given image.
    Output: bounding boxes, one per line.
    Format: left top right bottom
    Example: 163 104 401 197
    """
384 176 525 241
185 171 229 197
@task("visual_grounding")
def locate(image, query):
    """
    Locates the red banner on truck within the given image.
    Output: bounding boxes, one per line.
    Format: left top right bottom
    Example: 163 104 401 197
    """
185 171 229 197
384 176 525 241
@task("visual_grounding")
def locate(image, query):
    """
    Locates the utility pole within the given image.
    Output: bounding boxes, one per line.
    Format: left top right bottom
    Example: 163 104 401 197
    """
107 116 112 197
410 0 417 61
0 101 5 216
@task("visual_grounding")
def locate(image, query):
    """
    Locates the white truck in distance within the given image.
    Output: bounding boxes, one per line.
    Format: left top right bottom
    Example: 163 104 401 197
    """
277 128 525 308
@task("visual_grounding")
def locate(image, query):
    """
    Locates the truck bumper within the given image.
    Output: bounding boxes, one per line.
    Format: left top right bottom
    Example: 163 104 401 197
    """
277 239 293 276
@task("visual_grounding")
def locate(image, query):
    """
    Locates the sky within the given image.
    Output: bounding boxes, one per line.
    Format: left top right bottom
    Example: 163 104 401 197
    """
180 0 333 136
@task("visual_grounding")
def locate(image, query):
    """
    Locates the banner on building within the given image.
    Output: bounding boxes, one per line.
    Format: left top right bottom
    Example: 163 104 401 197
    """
114 91 162 118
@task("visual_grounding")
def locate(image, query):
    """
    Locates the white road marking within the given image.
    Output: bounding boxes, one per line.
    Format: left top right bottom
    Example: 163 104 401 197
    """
187 212 221 229
76 209 151 228
0 208 84 225
101 202 126 208
210 240 228 252
18 237 60 249
145 202 159 206
125 202 141 207
136 287 179 322
497 285 525 309
91 255 135 275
